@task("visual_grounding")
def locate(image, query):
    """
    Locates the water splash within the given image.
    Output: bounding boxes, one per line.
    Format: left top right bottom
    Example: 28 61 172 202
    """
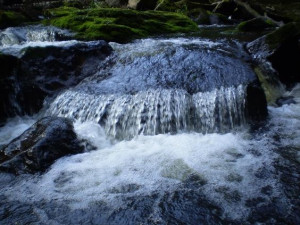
0 25 75 57
0 25 72 47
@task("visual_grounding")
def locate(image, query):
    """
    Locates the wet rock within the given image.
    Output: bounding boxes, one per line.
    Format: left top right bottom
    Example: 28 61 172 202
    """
0 117 83 174
237 18 275 32
0 10 29 29
0 54 21 126
247 23 300 88
0 40 112 124
246 81 268 122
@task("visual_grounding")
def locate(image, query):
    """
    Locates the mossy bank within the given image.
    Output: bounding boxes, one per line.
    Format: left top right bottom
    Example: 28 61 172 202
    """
43 7 198 43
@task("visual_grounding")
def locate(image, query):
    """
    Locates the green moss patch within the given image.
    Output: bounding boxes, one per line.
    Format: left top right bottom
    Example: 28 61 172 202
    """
0 10 30 29
43 7 198 43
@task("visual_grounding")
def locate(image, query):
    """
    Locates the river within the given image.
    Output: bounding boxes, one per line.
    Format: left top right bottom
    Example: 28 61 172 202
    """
0 25 299 224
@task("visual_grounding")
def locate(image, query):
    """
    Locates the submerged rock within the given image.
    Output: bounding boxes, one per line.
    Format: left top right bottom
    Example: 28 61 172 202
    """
0 117 83 175
0 40 112 124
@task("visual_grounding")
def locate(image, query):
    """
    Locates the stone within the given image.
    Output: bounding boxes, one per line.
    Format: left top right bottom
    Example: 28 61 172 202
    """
105 0 128 7
0 40 112 124
128 0 157 10
246 81 268 122
247 23 300 97
237 18 275 32
0 117 84 174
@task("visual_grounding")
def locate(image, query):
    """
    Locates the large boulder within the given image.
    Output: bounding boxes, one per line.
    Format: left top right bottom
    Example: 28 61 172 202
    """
0 40 112 124
246 22 300 103
0 117 84 175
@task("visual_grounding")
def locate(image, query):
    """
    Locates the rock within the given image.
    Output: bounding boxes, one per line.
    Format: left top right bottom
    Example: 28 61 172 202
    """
247 23 300 103
128 0 157 10
245 0 300 23
0 54 21 126
0 117 83 175
105 0 128 7
0 10 29 29
188 8 211 24
0 40 112 124
246 81 268 122
237 18 275 32
188 8 231 25
212 0 253 21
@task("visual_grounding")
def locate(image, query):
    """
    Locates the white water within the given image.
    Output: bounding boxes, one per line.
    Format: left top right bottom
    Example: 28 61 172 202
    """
49 86 246 139
0 25 72 46
0 116 36 146
0 25 76 57
2 84 300 220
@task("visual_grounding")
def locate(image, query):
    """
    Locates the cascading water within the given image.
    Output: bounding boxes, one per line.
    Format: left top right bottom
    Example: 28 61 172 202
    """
0 27 299 225
0 25 75 57
49 86 246 139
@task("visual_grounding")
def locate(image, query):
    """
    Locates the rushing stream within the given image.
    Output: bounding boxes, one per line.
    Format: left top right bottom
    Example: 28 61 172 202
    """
0 26 299 224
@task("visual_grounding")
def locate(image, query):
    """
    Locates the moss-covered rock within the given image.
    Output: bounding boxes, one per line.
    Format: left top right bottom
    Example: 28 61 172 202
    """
43 7 198 43
237 18 275 32
0 10 29 29
247 22 300 95
265 22 300 50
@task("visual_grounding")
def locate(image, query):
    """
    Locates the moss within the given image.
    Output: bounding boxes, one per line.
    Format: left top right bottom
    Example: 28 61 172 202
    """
0 10 30 29
265 22 300 50
43 7 198 43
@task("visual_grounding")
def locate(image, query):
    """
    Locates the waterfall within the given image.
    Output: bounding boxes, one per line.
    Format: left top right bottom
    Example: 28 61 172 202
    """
0 25 75 57
0 25 72 46
48 85 246 139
